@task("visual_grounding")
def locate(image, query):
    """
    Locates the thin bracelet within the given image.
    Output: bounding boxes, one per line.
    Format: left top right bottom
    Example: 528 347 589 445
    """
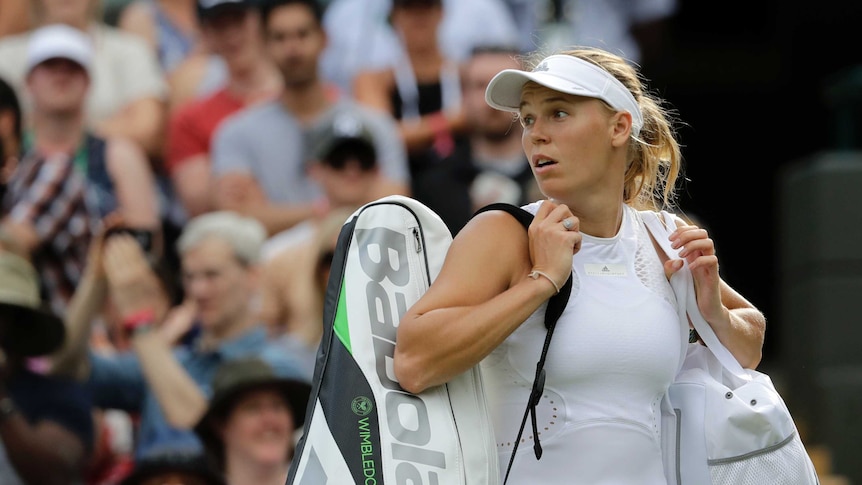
529 270 560 294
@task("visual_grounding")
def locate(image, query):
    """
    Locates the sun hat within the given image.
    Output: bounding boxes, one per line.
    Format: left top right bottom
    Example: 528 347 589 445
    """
194 357 312 455
119 451 225 485
485 54 644 136
0 251 65 356
25 24 93 75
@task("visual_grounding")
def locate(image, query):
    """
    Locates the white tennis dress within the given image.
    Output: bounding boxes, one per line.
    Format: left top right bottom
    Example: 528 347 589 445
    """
482 203 686 484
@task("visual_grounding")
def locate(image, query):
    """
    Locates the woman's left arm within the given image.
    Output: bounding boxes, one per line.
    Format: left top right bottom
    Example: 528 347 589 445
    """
669 221 766 369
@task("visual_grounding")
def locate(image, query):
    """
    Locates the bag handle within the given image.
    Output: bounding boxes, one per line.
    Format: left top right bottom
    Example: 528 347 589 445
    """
473 203 573 484
640 211 749 380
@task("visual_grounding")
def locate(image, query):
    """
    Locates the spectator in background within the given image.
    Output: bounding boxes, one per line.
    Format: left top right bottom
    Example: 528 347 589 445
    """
260 208 348 366
165 0 282 219
259 109 390 360
0 0 168 158
165 49 229 115
0 77 23 203
538 0 678 69
319 0 519 96
52 216 177 382
353 0 467 228
118 0 201 74
1 25 160 315
424 46 541 233
194 358 310 485
211 0 409 237
0 249 93 485
52 218 181 485
260 108 388 260
354 0 465 159
75 211 310 459
459 47 540 210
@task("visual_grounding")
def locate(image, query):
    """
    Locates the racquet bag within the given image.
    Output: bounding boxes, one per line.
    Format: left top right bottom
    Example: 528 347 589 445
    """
287 195 500 485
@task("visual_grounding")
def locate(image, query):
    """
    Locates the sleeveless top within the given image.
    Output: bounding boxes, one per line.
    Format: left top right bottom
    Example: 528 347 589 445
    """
482 203 685 484
389 55 461 122
7 133 117 313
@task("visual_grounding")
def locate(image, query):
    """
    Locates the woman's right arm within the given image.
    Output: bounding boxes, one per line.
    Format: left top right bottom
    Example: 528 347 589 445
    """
394 202 578 393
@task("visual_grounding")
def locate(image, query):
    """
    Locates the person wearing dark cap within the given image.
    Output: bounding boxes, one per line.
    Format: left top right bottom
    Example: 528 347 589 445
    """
211 0 409 237
195 357 310 485
0 249 94 485
165 0 282 218
305 110 385 213
259 110 388 367
119 451 225 485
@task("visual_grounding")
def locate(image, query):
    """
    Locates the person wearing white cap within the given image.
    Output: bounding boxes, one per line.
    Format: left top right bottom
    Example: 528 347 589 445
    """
393 47 765 484
0 0 167 157
0 23 159 315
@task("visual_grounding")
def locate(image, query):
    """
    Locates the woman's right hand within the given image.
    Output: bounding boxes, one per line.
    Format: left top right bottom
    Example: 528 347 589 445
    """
528 200 582 289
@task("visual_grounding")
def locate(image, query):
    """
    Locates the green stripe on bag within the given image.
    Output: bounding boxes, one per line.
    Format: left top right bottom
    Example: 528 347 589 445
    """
333 279 352 354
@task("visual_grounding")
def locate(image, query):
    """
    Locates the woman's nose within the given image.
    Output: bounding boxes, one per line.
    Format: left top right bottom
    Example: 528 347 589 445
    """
528 118 550 144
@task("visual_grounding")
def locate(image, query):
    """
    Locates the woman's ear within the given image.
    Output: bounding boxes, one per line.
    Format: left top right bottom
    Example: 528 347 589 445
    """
609 111 633 148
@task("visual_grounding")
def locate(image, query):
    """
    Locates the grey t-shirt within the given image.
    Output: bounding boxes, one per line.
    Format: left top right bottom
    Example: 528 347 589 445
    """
211 99 409 204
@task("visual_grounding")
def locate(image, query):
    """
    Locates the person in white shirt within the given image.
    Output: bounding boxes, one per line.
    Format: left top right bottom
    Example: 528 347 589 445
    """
393 47 765 484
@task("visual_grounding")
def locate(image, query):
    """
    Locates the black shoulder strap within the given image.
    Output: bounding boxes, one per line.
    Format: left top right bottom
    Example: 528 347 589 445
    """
472 203 573 483
473 203 572 327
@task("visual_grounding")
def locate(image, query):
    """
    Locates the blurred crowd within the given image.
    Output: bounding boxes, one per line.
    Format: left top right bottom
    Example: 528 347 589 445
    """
0 0 676 483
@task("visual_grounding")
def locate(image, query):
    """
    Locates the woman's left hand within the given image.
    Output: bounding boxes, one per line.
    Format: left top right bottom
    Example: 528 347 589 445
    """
666 223 726 324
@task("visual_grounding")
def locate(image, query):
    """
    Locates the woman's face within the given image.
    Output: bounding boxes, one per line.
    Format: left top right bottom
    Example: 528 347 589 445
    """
390 4 442 51
222 388 295 468
181 238 258 334
518 83 624 201
38 0 94 25
201 9 261 68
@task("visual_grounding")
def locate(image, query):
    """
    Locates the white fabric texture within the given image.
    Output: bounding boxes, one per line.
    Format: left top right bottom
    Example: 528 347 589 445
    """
641 210 820 485
483 203 684 484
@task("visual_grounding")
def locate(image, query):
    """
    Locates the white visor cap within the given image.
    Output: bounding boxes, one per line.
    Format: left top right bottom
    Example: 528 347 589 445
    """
485 54 644 136
26 24 93 75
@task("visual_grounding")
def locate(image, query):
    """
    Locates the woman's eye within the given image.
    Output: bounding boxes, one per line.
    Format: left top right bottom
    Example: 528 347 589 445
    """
553 110 568 119
520 115 534 127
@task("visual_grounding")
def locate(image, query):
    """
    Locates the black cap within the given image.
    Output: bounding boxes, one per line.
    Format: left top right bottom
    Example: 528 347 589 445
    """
197 0 256 20
308 109 379 170
119 452 225 485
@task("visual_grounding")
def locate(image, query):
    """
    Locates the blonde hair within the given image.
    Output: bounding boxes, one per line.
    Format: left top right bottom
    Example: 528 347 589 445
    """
522 47 683 211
